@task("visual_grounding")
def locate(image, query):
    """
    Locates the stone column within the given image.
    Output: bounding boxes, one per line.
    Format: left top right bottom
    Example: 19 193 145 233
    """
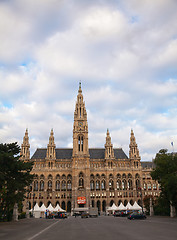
13 203 18 221
150 197 154 216
170 201 176 218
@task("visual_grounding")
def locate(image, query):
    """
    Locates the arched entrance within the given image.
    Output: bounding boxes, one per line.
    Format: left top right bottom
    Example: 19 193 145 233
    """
97 200 101 213
130 199 134 206
102 200 106 212
62 201 66 210
92 200 95 207
118 200 122 206
110 200 114 207
39 201 43 207
55 201 60 207
138 199 142 206
124 199 128 206
67 201 71 212
47 201 51 207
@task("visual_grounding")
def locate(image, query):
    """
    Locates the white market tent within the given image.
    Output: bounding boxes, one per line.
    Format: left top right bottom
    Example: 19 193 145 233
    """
32 203 41 218
107 203 119 211
34 203 40 211
53 204 65 212
40 203 47 212
126 202 133 211
117 202 127 211
132 201 142 211
47 203 54 212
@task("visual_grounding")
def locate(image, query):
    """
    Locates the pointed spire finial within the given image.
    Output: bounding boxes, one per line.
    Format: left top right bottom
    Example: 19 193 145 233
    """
78 81 82 93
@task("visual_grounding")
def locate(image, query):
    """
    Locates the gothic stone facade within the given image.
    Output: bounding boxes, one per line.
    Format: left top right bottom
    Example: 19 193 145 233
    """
21 85 160 212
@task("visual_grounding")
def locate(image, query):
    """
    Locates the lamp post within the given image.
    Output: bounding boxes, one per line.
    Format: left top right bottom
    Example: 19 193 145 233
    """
32 193 35 217
26 192 29 219
139 187 144 213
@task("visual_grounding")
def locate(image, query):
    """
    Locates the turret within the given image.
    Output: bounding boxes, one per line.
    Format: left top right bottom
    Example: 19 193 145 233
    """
105 129 114 159
129 129 141 167
46 129 56 160
20 129 30 160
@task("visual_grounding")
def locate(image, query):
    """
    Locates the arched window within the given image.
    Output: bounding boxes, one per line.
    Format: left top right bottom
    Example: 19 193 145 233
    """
122 180 127 190
79 178 84 188
109 179 114 190
56 180 60 191
78 136 84 152
34 181 38 191
147 182 152 190
136 179 140 190
40 180 44 191
79 172 84 188
116 180 121 190
90 180 94 190
48 180 52 189
128 179 133 190
61 180 66 190
101 180 105 190
67 181 72 190
96 180 100 190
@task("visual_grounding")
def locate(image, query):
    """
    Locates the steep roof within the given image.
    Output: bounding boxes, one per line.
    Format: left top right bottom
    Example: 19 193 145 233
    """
31 148 128 160
141 161 155 169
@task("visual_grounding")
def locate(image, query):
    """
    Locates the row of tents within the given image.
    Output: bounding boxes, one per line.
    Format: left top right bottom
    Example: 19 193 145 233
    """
29 203 65 218
107 201 142 212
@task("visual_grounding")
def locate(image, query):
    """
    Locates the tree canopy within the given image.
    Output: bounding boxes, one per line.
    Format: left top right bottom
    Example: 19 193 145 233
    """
151 149 177 211
0 142 33 221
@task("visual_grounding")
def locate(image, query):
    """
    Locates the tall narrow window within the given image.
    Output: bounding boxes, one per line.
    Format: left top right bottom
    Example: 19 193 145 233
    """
78 136 80 151
81 136 83 151
80 107 81 118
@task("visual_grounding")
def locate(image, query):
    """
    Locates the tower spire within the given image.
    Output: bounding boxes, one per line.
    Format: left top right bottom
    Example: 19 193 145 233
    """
73 84 89 157
20 128 30 160
105 129 114 159
129 129 141 166
46 128 56 159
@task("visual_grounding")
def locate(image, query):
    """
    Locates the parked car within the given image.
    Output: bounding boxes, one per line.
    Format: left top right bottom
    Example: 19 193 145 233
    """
113 211 122 217
114 210 128 217
81 212 89 218
54 212 67 219
128 212 146 220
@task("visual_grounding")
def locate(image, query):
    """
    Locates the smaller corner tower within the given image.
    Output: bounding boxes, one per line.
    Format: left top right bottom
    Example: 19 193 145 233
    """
129 129 141 167
20 128 30 161
46 129 56 163
105 129 114 159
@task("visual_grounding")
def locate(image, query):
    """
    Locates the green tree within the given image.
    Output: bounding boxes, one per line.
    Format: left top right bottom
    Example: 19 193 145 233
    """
0 142 33 221
151 149 177 213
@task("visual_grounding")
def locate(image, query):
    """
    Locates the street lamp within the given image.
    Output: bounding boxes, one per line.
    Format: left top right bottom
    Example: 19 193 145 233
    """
32 193 35 217
138 187 144 213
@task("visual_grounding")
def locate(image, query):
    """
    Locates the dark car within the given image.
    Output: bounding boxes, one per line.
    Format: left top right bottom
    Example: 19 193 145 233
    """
113 211 122 217
114 211 128 217
81 212 89 218
54 212 67 219
128 212 146 220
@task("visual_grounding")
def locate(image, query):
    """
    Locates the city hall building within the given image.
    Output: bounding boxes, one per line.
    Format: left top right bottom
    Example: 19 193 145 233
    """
21 84 160 213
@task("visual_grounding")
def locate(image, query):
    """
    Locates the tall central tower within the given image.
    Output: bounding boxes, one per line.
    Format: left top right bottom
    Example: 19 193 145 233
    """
72 83 90 209
73 82 89 157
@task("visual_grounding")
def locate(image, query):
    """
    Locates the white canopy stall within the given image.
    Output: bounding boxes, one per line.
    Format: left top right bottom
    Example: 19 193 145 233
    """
117 202 127 211
132 201 142 212
126 202 133 211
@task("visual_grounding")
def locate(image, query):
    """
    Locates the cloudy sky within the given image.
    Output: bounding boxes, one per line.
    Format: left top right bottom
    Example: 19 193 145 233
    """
0 0 177 161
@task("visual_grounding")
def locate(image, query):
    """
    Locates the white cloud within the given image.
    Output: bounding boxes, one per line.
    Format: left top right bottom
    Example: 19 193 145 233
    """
0 0 177 161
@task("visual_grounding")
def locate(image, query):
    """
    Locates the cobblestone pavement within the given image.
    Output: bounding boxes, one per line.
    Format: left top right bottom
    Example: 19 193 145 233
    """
0 215 177 240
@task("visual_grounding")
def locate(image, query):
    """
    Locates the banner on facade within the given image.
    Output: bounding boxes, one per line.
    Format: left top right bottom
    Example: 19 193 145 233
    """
77 197 86 204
